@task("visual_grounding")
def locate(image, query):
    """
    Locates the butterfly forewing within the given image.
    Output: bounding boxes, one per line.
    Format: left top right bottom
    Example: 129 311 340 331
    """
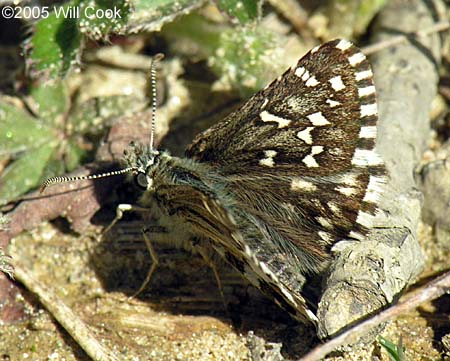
187 39 380 176
187 39 384 244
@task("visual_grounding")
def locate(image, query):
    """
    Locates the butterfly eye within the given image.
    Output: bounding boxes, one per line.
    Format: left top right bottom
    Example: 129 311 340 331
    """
136 173 148 188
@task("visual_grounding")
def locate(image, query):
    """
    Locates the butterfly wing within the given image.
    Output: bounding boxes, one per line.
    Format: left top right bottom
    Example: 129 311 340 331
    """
153 173 316 323
186 39 386 258
168 40 386 323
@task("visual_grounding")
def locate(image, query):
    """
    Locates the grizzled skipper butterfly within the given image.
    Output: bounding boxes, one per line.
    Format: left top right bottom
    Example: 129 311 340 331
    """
41 40 386 324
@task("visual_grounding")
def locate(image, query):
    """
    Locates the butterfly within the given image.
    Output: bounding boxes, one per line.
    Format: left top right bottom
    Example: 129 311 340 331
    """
42 39 386 324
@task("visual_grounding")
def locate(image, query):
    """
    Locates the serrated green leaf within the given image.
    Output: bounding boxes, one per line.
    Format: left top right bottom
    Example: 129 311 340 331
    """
29 81 69 123
78 0 131 40
29 2 82 79
0 102 54 156
215 0 261 24
0 142 57 205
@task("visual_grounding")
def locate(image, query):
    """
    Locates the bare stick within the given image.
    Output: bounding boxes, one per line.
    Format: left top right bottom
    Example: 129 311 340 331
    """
362 21 449 55
12 261 120 361
299 270 450 361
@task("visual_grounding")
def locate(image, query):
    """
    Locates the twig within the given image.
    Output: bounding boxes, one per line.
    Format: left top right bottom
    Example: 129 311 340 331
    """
363 21 449 55
267 0 313 40
12 262 120 361
299 270 450 360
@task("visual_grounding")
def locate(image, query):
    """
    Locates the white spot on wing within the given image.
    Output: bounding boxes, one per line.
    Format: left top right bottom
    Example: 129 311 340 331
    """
295 66 306 78
348 52 366 67
336 39 352 51
327 202 342 215
336 186 357 196
260 110 291 128
355 69 373 81
296 127 314 144
305 76 320 87
318 231 333 242
259 150 277 167
307 111 330 126
310 45 321 53
363 175 386 203
291 178 317 191
351 149 384 166
316 216 333 229
358 86 376 97
360 103 378 117
261 98 269 109
359 126 377 138
336 172 358 186
302 146 324 167
329 76 345 91
312 146 324 154
301 70 310 82
326 99 341 107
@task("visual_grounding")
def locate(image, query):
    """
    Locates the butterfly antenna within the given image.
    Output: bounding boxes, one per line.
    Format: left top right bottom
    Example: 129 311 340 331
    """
149 53 164 150
39 167 137 194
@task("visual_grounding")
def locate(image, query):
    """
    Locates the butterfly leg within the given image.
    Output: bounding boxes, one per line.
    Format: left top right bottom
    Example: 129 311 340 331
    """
102 203 151 236
193 241 229 314
129 226 160 298
102 203 161 297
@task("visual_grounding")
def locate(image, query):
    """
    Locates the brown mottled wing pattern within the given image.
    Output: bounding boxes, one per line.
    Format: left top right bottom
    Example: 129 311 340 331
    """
179 40 385 322
186 39 385 252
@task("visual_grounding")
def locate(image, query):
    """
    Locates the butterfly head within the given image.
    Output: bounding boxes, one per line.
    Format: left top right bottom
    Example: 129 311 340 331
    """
123 141 161 191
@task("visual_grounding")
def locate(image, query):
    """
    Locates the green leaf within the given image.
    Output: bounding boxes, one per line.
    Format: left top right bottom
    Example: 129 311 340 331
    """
209 26 281 97
0 102 54 156
355 0 386 35
129 0 207 33
78 0 131 40
0 142 57 205
64 140 88 173
28 2 82 79
69 94 146 134
378 335 406 361
215 0 262 24
162 13 222 56
29 81 70 124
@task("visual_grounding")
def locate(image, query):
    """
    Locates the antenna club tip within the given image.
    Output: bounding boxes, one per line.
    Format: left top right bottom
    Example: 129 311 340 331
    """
154 53 165 62
39 184 47 194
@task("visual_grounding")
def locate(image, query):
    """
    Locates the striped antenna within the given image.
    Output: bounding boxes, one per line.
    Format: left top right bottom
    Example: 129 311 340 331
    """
149 53 164 150
40 54 165 194
39 167 136 194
